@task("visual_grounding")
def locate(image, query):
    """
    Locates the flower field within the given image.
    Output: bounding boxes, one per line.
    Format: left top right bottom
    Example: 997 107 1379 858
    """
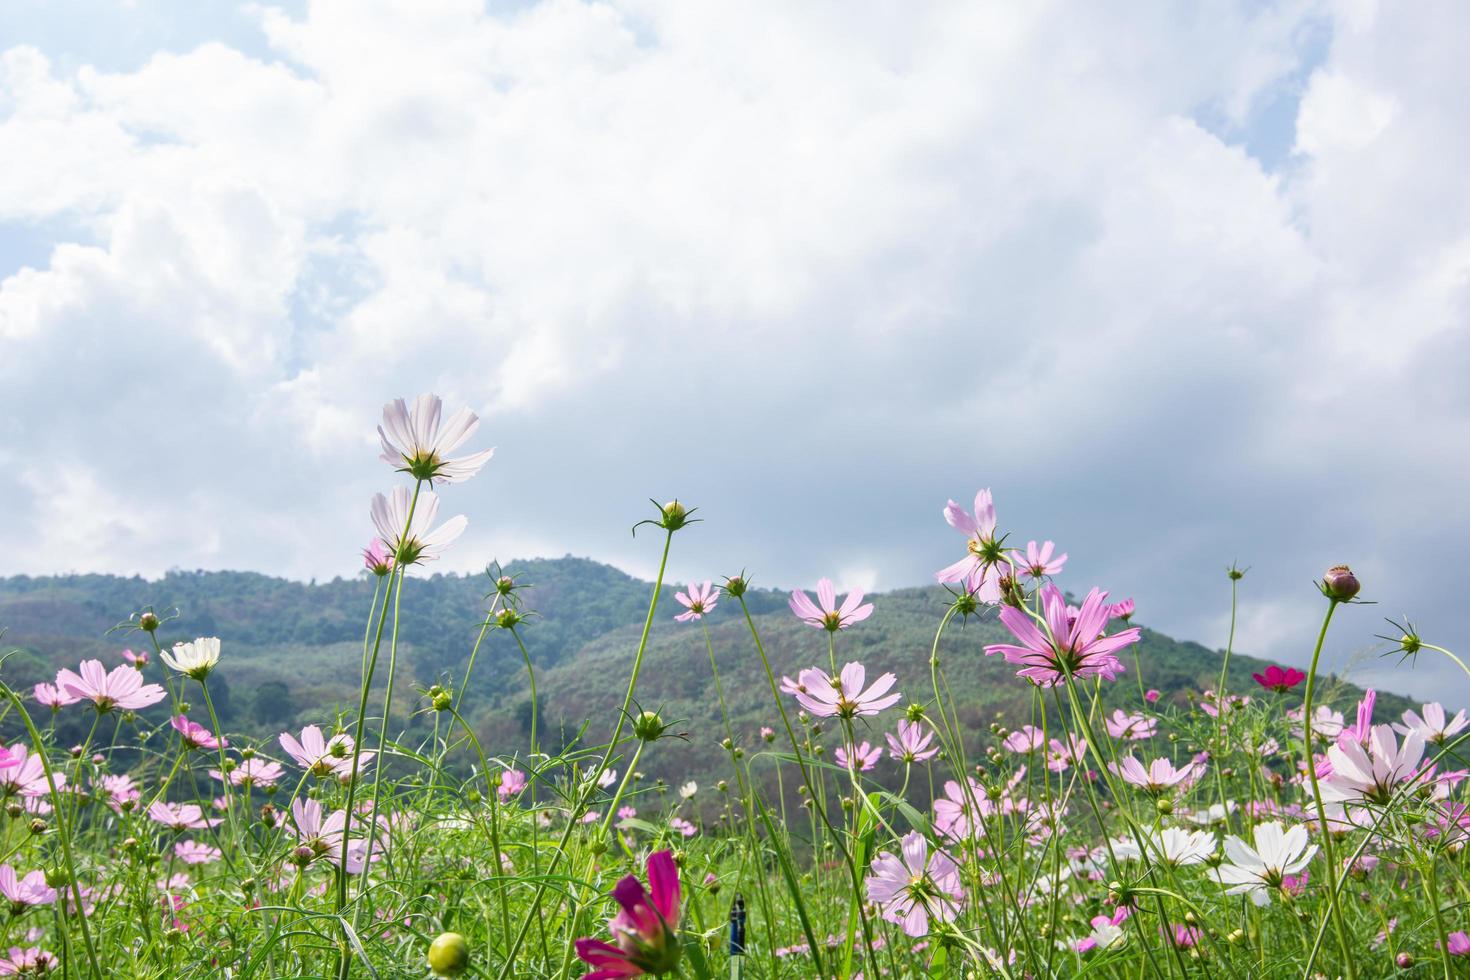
0 393 1463 979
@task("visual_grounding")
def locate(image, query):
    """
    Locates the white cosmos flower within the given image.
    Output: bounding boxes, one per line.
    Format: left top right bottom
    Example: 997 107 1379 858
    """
161 637 221 680
1112 826 1216 867
369 488 467 566
378 394 495 485
679 781 698 799
1213 821 1317 906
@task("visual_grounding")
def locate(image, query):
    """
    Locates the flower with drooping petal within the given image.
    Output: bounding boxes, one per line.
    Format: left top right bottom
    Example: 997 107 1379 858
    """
1111 756 1204 795
885 720 938 763
1001 725 1043 753
836 741 881 773
864 832 964 937
31 684 73 711
171 715 226 751
370 487 467 566
1213 821 1317 906
782 663 900 719
1105 710 1156 740
148 802 221 832
575 849 683 978
1014 540 1066 579
161 637 221 680
1112 827 1216 867
1251 665 1306 693
0 747 62 799
0 947 56 975
362 539 395 576
55 660 166 713
378 393 495 485
1395 702 1470 746
984 585 1140 687
673 582 718 623
788 579 873 632
934 489 1009 606
1075 907 1130 953
174 841 222 865
0 867 56 912
1342 689 1377 743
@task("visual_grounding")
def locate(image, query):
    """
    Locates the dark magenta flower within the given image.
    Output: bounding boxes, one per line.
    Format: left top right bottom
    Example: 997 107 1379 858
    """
1251 665 1306 693
576 850 682 978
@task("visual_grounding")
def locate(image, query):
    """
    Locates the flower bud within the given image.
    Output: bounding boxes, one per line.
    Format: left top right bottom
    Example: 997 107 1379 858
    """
495 576 516 596
43 867 66 888
240 747 256 760
1397 953 1414 969
588 839 608 856
1155 797 1174 816
292 845 314 866
723 575 748 597
633 710 669 742
660 500 689 529
69 745 83 759
138 611 161 632
495 608 521 629
427 932 471 977
91 753 104 765
1321 565 1360 601
29 819 47 835
9 803 27 818
432 689 453 712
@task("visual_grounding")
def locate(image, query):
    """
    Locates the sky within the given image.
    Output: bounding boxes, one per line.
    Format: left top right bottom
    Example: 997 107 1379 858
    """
1 0 1468 705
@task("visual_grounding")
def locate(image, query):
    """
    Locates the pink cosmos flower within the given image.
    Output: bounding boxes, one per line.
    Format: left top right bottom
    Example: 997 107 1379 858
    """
835 741 881 773
0 867 55 911
1162 924 1200 949
1046 734 1088 772
1001 725 1043 753
617 806 638 820
885 720 938 763
1446 932 1470 957
1199 690 1249 717
498 769 528 801
0 747 63 799
212 758 283 788
147 802 221 832
781 663 900 719
1342 689 1377 743
575 850 683 978
934 489 1007 604
31 684 73 711
1074 907 1130 953
55 660 165 713
864 832 964 937
669 818 697 838
1320 724 1434 808
788 579 873 632
759 727 774 741
362 539 395 576
290 798 380 874
1251 665 1306 693
171 715 227 751
1014 540 1066 579
369 487 467 566
1108 598 1136 622
1396 702 1470 745
174 841 222 865
378 393 495 485
673 581 718 622
279 726 374 780
1290 704 1345 741
1111 756 1204 795
121 649 149 668
96 774 139 812
1145 689 1161 703
984 585 1140 687
0 946 56 975
1105 710 1157 740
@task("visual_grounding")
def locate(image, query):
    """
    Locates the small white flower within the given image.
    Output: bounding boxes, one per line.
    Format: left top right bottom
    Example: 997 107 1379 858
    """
369 488 467 566
679 781 698 800
162 637 221 680
1213 821 1317 906
1113 826 1217 867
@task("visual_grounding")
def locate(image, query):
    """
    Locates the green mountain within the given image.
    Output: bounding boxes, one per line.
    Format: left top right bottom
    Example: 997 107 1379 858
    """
0 559 1408 795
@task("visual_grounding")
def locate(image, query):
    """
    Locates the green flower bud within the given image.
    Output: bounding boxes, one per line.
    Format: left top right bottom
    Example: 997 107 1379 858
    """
427 933 470 977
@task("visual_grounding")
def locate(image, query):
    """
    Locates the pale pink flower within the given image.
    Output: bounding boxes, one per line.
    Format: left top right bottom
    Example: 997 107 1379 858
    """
1111 756 1204 795
1342 689 1377 743
782 663 900 719
279 726 373 780
1046 734 1088 772
836 741 881 773
788 579 873 631
121 649 149 668
290 798 379 874
674 581 719 622
670 817 697 838
934 489 1007 604
212 758 283 788
0 747 63 799
617 806 637 820
865 832 964 937
1105 710 1157 741
1014 540 1066 579
885 720 938 763
498 768 528 801
984 585 1139 687
96 774 139 812
174 841 222 865
1001 725 1043 753
1290 704 1345 741
147 802 221 832
0 947 56 975
0 867 55 911
171 715 226 751
55 660 165 712
377 393 495 485
1108 598 1136 622
362 539 395 576
1395 702 1470 745
369 487 467 566
1321 724 1434 808
31 684 73 711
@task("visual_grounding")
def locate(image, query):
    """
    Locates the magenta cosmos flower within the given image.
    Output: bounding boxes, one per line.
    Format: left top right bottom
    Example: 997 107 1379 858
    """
1251 665 1306 693
575 849 683 978
378 393 495 485
1014 540 1066 579
55 660 165 713
171 715 226 751
788 578 872 631
781 663 900 719
984 585 1140 687
864 832 964 937
934 489 1008 603
673 581 717 622
498 768 528 801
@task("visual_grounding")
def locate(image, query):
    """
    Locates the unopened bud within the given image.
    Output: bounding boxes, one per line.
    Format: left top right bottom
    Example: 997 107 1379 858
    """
1321 565 1360 601
723 575 748 597
660 500 689 529
632 710 668 742
427 932 471 977
139 611 161 632
29 819 46 835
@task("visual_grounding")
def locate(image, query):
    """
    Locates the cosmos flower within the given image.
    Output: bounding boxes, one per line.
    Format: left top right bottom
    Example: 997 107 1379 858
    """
781 663 901 719
1111 756 1204 795
0 947 56 975
96 774 139 813
1108 598 1136 622
1104 710 1156 740
362 539 395 576
933 489 1009 604
174 841 222 865
835 741 881 773
31 684 73 711
1395 702 1470 745
290 798 380 874
1251 665 1306 693
673 581 718 622
212 758 284 789
1112 827 1216 867
669 818 697 838
148 802 222 832
378 393 495 485
121 649 149 668
864 832 964 937
161 637 221 680
885 720 938 763
55 661 166 713
984 585 1140 687
788 579 873 631
1014 540 1067 578
279 726 374 780
1046 734 1088 773
1290 704 1345 741
370 487 468 566
1446 932 1470 957
498 769 528 801
0 867 56 911
1001 725 1044 753
1075 907 1130 953
0 747 62 799
171 715 227 751
1320 724 1433 807
575 850 683 978
1214 822 1317 906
